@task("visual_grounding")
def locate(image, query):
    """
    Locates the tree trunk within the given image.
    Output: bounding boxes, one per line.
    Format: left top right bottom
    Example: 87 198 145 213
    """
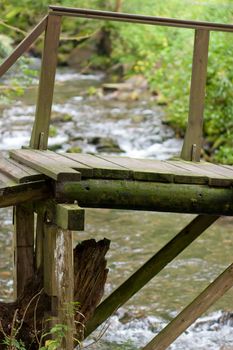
0 239 110 349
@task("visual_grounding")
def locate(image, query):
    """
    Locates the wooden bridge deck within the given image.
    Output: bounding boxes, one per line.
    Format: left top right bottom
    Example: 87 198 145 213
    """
1 149 233 214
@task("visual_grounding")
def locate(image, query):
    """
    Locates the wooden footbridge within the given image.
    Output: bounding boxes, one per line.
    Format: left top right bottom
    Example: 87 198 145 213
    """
1 6 233 349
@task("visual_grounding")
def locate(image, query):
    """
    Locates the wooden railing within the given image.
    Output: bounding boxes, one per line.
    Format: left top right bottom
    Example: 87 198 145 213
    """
1 6 233 159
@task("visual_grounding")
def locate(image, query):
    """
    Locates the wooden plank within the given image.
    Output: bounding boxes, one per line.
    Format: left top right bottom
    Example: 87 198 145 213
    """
85 214 219 337
64 153 131 179
10 149 81 181
0 156 45 183
97 155 208 184
142 262 233 350
7 158 46 181
14 203 34 297
0 180 51 208
0 171 16 189
56 179 233 215
181 29 209 161
30 14 61 150
167 160 232 187
32 150 93 177
0 16 47 78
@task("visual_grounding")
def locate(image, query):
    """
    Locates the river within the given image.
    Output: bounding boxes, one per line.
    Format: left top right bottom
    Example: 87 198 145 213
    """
0 69 232 350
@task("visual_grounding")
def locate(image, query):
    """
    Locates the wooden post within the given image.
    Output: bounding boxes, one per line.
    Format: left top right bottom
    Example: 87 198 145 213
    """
30 14 62 150
142 263 233 350
181 29 209 161
14 203 34 297
85 215 219 336
43 203 82 349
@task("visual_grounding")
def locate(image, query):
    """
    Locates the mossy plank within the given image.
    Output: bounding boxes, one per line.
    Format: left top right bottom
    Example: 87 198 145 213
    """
97 155 208 184
85 214 219 336
167 160 232 187
64 153 130 179
55 179 233 215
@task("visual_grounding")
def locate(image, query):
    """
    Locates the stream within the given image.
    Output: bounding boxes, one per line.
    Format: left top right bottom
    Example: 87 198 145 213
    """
0 68 233 350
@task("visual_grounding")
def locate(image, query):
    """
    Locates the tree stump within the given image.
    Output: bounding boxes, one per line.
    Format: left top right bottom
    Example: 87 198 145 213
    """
0 239 110 349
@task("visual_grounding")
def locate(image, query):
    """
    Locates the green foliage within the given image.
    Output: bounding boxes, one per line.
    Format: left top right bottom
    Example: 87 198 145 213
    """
40 324 68 350
1 0 233 162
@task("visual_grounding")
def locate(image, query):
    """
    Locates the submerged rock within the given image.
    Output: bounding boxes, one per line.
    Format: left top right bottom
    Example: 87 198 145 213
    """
88 136 124 153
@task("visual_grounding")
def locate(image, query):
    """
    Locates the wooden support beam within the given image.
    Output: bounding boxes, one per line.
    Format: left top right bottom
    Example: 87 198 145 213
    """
56 179 233 216
56 203 85 230
0 16 47 78
0 180 51 208
30 14 61 150
181 29 209 161
14 203 35 298
142 262 233 350
43 203 76 348
85 214 218 336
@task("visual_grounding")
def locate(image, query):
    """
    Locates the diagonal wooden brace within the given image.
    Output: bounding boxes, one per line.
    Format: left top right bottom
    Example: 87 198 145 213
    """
85 214 219 337
142 262 233 350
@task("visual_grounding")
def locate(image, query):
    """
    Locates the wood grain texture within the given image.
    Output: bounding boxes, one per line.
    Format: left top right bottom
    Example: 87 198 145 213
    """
181 29 209 161
56 179 233 215
30 14 61 149
0 16 47 78
14 203 35 297
143 263 233 350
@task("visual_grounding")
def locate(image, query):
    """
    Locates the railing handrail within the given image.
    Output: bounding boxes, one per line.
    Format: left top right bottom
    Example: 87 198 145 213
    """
0 15 48 78
49 5 233 33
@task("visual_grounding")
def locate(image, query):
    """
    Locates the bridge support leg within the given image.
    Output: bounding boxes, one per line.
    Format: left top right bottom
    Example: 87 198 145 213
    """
42 202 85 349
85 214 219 336
44 222 74 349
14 203 35 298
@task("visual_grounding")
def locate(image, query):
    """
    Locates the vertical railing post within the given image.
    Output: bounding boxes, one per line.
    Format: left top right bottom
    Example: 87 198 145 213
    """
181 29 210 161
30 14 61 150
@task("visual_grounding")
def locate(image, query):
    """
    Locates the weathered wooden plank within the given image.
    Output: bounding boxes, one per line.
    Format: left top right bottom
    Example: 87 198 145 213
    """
10 149 81 181
85 214 219 337
55 179 233 215
44 222 74 348
0 16 47 78
14 203 35 297
142 262 233 350
0 156 44 183
181 29 209 161
0 180 51 208
30 14 61 149
167 160 232 187
97 155 208 184
7 158 46 181
64 153 130 179
32 150 93 177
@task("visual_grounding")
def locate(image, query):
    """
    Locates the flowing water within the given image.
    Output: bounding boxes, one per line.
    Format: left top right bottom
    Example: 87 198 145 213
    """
0 69 232 350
